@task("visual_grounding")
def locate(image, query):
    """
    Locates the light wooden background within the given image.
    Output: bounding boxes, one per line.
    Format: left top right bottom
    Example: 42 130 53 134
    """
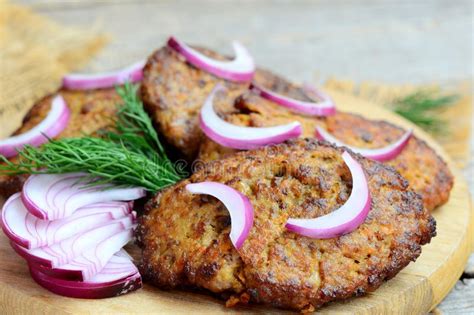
13 0 474 313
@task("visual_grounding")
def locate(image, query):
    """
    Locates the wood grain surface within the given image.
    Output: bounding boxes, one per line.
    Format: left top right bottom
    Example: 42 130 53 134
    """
0 89 472 314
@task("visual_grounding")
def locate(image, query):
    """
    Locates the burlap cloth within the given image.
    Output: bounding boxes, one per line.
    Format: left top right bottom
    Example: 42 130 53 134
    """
0 2 471 168
0 1 107 136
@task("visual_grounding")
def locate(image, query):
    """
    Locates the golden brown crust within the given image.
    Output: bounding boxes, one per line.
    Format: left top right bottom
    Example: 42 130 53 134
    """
140 46 248 159
197 91 454 211
138 139 436 311
140 45 299 160
0 88 121 198
324 112 454 211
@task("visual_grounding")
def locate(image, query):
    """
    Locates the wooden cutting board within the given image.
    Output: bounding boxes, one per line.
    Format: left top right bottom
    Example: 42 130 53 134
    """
0 88 472 314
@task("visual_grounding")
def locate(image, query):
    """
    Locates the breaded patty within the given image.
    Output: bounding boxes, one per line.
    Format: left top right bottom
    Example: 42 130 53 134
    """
138 139 436 311
198 91 453 211
140 45 296 159
0 88 121 198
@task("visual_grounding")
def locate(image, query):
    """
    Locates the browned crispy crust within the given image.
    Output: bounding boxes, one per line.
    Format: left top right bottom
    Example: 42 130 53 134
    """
138 139 436 311
140 45 297 159
140 46 247 159
0 88 121 198
198 91 454 211
324 112 453 212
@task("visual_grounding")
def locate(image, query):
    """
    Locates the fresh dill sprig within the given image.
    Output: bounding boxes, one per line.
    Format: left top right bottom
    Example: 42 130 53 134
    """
0 83 184 191
106 83 166 158
390 91 458 133
0 138 179 191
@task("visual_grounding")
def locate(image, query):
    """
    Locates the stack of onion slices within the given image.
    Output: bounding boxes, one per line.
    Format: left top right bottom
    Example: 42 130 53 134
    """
1 174 146 298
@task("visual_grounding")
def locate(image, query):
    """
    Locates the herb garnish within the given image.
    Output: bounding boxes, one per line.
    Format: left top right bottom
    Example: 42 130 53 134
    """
0 83 184 191
106 83 166 158
390 91 458 133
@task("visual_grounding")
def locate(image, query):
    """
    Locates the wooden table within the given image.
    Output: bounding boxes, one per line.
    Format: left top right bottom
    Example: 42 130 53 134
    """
13 0 474 313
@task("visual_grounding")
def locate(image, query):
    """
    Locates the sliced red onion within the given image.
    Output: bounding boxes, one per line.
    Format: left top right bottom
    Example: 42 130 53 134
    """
285 151 371 239
250 83 336 116
1 193 132 249
22 173 146 220
200 85 302 149
13 228 134 281
28 249 137 281
167 36 255 82
62 60 145 90
28 250 141 299
74 201 133 217
0 95 70 158
315 126 413 162
186 182 253 249
13 215 135 268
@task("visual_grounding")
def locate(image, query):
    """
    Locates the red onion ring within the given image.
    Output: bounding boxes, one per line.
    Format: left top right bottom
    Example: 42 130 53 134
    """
62 60 145 90
186 182 254 249
315 126 413 162
14 228 134 281
251 83 336 116
14 215 134 268
1 193 132 249
167 36 255 82
200 85 302 150
0 95 70 158
26 249 137 283
22 173 146 220
286 151 371 239
28 250 142 299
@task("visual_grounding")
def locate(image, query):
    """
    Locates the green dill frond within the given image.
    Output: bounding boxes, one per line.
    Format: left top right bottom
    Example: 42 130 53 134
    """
108 83 166 157
390 90 458 133
0 137 180 191
0 82 185 192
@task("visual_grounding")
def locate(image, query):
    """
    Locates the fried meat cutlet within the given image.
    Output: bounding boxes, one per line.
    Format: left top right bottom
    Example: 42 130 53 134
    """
0 88 121 198
198 91 454 211
138 139 436 311
140 44 296 159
